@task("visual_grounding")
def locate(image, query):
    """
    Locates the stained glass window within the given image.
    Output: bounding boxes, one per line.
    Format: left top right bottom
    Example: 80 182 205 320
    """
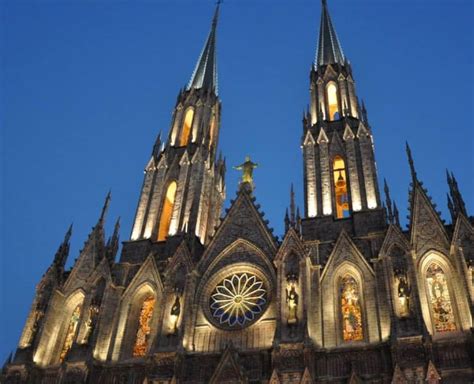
59 304 82 362
133 296 156 357
340 275 363 341
425 263 456 333
210 273 266 327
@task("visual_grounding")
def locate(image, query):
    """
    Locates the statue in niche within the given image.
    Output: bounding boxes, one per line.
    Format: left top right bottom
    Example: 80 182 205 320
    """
169 294 181 335
394 268 411 318
83 303 100 344
285 273 299 336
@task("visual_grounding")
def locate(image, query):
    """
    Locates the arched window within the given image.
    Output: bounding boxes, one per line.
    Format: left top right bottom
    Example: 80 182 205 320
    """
158 181 177 241
132 295 156 357
340 275 363 341
59 304 82 362
326 82 340 121
425 263 456 333
180 108 194 146
333 156 349 218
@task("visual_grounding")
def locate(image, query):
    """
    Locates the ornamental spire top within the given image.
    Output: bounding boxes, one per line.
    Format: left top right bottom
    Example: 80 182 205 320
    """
315 0 346 67
187 1 220 95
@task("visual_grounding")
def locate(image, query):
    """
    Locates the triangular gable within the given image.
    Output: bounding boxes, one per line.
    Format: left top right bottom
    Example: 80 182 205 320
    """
269 369 280 384
209 345 247 384
378 225 410 259
451 214 474 250
300 367 313 384
321 230 374 282
329 130 344 155
347 370 361 384
303 131 316 146
317 127 329 144
410 184 449 256
343 124 355 141
122 255 163 298
425 360 441 384
165 241 194 277
274 228 307 265
391 365 408 384
200 189 277 270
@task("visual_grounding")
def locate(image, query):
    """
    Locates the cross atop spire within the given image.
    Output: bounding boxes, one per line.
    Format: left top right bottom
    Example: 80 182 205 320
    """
187 2 220 94
315 0 346 67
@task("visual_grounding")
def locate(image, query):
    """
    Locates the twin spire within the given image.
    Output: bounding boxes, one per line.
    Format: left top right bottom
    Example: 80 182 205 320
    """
187 2 220 95
187 0 344 92
315 0 346 67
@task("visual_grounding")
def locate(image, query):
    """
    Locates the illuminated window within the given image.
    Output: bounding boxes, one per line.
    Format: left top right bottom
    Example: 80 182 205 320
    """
425 263 456 333
59 305 82 362
180 108 194 146
340 275 363 342
158 181 177 241
333 156 349 218
132 296 156 357
327 82 340 121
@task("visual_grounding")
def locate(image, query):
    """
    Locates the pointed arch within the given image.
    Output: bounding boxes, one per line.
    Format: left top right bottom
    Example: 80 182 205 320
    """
180 108 194 146
209 110 218 148
333 155 349 218
339 274 364 341
158 181 177 241
418 252 465 335
326 81 340 120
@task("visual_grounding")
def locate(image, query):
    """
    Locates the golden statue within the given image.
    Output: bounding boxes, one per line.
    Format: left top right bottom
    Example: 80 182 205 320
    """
234 156 258 186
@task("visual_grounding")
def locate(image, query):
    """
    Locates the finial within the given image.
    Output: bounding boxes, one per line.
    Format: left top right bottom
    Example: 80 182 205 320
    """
393 202 400 227
384 179 393 224
213 0 222 26
99 190 112 224
233 156 258 190
405 142 417 182
64 223 73 244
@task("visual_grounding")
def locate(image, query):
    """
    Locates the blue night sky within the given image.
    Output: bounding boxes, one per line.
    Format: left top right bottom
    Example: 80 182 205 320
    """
1 0 472 360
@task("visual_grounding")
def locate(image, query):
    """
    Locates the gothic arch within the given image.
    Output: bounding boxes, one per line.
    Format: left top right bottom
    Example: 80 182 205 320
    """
180 107 194 146
417 251 468 336
157 180 178 241
332 263 367 345
113 282 160 360
326 81 340 121
40 289 85 365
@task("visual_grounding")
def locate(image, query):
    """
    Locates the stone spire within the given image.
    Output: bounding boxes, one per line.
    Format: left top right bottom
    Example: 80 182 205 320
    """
384 179 394 224
53 224 73 269
405 142 418 183
315 0 345 67
290 183 296 227
446 170 467 220
187 1 220 94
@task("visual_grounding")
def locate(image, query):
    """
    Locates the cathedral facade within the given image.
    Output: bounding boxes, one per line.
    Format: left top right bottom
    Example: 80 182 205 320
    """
3 2 473 383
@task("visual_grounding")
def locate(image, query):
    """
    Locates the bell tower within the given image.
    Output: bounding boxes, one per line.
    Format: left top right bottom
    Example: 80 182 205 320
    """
302 0 384 239
130 3 225 246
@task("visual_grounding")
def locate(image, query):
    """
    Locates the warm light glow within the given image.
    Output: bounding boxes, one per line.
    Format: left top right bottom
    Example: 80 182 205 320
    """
158 181 177 241
209 113 217 148
333 156 350 219
425 263 456 333
340 275 363 341
327 82 339 121
133 296 156 357
180 108 194 146
59 305 82 362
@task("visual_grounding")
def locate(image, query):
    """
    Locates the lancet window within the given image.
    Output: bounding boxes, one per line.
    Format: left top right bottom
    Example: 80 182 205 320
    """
333 156 349 218
59 304 82 362
340 275 363 342
425 263 456 333
157 181 177 241
180 108 194 146
327 82 340 120
132 296 156 357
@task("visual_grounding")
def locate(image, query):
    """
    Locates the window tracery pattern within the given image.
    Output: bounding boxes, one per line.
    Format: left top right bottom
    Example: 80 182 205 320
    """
340 275 363 341
210 273 266 327
132 296 156 357
59 304 82 362
425 263 456 333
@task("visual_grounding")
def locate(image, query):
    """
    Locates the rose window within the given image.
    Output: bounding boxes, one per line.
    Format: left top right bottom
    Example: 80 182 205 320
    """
209 273 267 327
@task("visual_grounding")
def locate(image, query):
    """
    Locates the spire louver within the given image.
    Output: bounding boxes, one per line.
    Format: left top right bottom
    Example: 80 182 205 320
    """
187 3 220 95
315 0 345 67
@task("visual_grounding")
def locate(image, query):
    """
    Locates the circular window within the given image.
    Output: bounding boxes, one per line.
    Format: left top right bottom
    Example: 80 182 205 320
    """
209 273 267 328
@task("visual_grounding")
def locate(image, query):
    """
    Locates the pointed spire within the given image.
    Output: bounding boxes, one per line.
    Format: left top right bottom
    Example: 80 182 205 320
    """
187 2 220 94
315 0 345 67
393 202 400 227
384 179 394 224
99 190 111 225
152 131 162 158
106 217 121 265
284 208 290 233
447 170 467 218
53 223 73 269
405 142 418 182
